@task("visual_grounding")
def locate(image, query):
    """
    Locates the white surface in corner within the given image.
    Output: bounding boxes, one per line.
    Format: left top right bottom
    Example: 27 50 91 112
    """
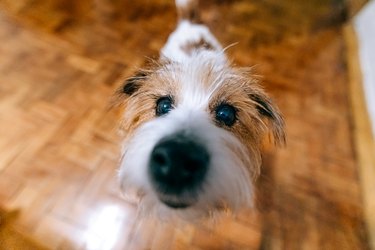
355 0 375 137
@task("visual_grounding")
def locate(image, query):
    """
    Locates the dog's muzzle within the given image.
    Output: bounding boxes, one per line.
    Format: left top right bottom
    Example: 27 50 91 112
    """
148 133 209 209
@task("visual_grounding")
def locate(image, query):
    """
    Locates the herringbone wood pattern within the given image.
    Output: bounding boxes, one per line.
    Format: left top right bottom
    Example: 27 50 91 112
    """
0 0 371 249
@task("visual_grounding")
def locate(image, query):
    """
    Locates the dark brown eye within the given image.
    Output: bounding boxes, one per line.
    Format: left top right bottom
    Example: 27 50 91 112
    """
215 104 237 126
156 96 173 116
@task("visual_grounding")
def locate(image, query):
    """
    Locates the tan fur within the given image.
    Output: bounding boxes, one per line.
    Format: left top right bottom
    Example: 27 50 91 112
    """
114 63 180 143
180 38 215 56
207 70 285 179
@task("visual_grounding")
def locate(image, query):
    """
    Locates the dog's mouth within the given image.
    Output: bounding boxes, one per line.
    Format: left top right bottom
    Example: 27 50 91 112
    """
161 199 191 209
157 193 196 209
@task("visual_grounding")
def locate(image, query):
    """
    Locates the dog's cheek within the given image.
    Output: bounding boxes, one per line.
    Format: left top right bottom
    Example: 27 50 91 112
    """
121 98 156 140
231 123 262 176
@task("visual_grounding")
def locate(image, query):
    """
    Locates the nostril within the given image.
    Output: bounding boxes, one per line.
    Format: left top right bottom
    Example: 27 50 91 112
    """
153 151 167 166
151 149 171 176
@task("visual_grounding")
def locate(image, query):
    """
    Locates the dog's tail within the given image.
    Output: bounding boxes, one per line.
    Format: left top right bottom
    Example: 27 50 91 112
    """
176 0 200 23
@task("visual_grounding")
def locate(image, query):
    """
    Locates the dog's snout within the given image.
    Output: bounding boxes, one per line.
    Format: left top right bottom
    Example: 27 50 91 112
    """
149 134 209 196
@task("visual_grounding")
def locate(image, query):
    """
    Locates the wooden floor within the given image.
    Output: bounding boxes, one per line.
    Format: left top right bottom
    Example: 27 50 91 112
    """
0 0 372 249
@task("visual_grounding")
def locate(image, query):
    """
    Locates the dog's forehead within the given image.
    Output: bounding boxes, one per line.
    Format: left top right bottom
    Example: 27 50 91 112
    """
157 52 234 107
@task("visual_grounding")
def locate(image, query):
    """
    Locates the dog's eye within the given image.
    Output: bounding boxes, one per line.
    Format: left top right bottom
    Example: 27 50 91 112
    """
156 97 173 116
215 104 237 126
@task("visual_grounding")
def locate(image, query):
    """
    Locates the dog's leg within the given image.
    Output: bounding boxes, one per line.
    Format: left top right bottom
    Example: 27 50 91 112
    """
161 0 225 63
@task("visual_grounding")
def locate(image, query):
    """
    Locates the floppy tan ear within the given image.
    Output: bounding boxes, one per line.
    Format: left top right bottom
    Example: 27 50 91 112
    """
249 90 286 146
121 70 149 96
109 70 149 109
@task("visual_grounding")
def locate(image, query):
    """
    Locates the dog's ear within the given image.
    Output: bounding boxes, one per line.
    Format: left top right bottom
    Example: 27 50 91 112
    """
121 70 148 96
249 90 286 146
109 70 148 109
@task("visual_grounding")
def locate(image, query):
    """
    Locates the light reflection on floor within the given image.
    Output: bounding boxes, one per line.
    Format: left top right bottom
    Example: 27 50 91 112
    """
84 204 131 250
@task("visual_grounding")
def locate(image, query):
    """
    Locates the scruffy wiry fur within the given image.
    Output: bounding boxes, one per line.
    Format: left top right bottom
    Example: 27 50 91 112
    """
115 0 285 220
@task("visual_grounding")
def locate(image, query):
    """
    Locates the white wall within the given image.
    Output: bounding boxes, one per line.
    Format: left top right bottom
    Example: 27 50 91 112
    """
355 0 375 137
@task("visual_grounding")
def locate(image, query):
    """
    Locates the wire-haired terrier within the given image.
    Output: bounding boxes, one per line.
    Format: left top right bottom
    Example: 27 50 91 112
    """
115 0 285 219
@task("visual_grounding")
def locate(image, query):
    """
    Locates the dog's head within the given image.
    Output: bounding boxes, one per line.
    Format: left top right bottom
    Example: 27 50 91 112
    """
115 51 285 219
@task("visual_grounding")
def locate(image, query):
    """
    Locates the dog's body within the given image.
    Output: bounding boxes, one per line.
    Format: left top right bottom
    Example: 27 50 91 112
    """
116 0 285 219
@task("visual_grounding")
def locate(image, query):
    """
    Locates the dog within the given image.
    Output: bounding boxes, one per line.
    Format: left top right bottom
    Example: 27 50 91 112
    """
115 0 285 219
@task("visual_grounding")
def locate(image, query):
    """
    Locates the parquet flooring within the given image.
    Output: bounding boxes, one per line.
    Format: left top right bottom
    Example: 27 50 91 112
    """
0 0 372 249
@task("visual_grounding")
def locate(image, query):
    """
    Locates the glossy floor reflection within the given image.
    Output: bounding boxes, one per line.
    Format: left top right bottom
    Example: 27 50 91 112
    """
0 0 371 249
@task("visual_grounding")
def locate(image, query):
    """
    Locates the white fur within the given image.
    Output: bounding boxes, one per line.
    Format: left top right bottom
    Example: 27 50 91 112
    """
175 0 193 8
161 21 226 64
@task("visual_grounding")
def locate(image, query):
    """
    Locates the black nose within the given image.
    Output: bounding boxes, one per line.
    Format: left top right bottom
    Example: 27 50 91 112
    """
149 134 209 195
